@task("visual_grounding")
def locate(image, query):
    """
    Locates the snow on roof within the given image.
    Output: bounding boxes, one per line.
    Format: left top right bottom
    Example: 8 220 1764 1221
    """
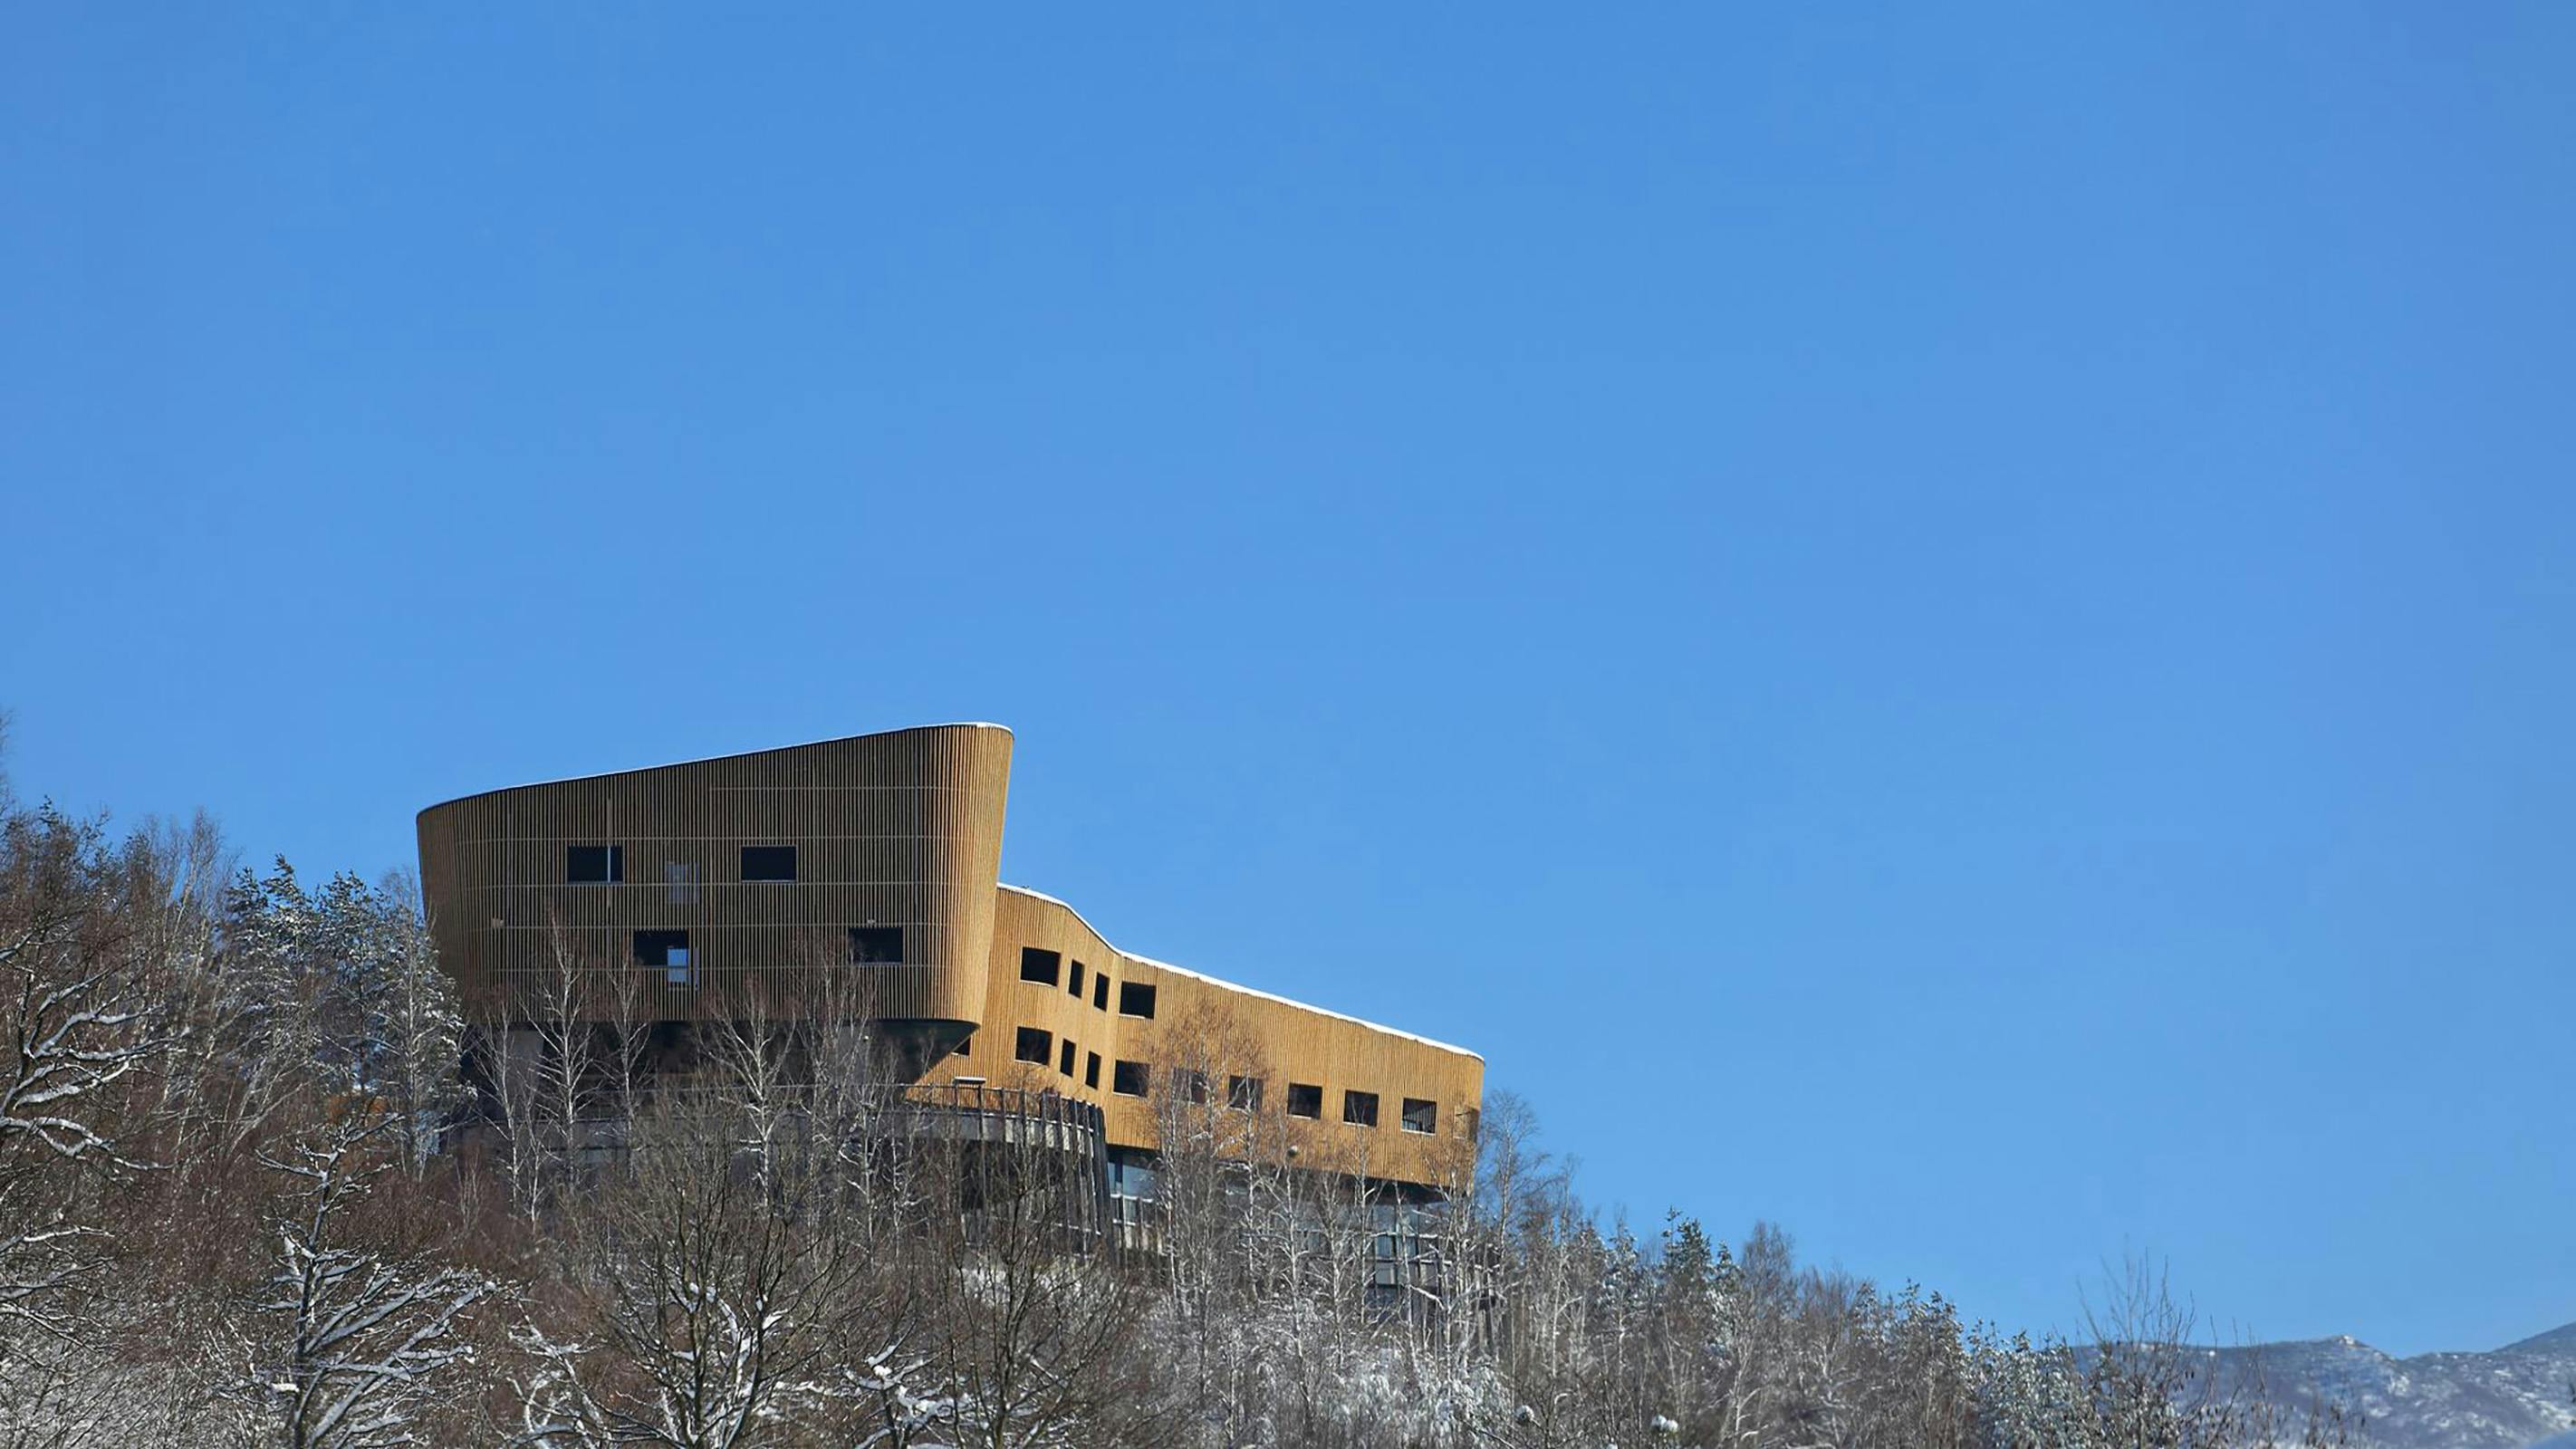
996 882 1484 1063
418 723 1014 812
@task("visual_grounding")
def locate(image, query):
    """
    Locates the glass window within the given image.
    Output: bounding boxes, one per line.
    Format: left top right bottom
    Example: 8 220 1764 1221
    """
1014 1027 1052 1065
1401 1098 1437 1134
740 845 796 881
1286 1082 1323 1118
1112 1060 1149 1097
850 926 903 964
1118 981 1157 1018
567 844 622 884
1108 1153 1158 1217
633 929 690 984
1343 1090 1379 1128
1019 947 1061 986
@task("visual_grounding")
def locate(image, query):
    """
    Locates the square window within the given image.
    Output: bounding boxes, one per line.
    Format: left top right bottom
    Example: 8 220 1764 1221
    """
1014 1027 1052 1065
1111 1060 1149 1097
1092 974 1110 1011
1286 1082 1322 1119
1172 1068 1209 1105
740 845 797 882
1058 1039 1076 1078
1119 982 1157 1018
1020 948 1062 987
567 844 623 884
1068 959 1086 998
1228 1075 1264 1112
1084 1051 1101 1089
1401 1098 1437 1134
634 930 690 984
1343 1090 1379 1128
851 926 903 964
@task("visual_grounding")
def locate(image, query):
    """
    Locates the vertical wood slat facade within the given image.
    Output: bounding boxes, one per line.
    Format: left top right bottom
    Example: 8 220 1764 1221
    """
416 723 1484 1188
417 724 1012 1026
929 885 1486 1188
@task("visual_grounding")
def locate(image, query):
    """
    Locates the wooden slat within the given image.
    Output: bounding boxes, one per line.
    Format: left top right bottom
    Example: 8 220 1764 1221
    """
417 723 1482 1189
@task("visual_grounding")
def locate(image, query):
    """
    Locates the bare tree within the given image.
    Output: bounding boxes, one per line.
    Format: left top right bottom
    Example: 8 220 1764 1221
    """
514 967 917 1449
248 1114 496 1449
0 801 195 1428
2077 1252 2355 1449
513 1117 875 1447
922 1133 1172 1449
529 919 597 1183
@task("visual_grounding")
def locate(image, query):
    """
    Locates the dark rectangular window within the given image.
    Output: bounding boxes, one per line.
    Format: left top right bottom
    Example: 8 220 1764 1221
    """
1084 1051 1101 1089
1343 1090 1379 1128
1228 1075 1264 1112
1014 1027 1052 1065
1058 1039 1076 1078
740 845 796 882
1286 1082 1322 1118
1092 974 1110 1011
1019 947 1061 986
953 1033 973 1058
1112 1060 1149 1097
1068 960 1086 998
633 930 690 984
567 844 623 884
850 926 904 964
1402 1098 1437 1134
1172 1068 1209 1105
1119 982 1157 1018
1463 1108 1481 1143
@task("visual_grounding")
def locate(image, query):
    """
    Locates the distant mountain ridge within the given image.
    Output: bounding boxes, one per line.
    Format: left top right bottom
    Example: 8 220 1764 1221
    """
2211 1321 2576 1449
2502 1322 2576 1358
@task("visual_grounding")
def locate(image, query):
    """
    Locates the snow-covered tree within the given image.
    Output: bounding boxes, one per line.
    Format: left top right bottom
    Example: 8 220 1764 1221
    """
0 798 205 1436
512 1003 914 1449
248 1115 495 1449
362 875 463 1176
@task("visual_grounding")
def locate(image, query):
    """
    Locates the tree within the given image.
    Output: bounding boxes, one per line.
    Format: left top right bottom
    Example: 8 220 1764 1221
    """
513 980 915 1449
922 1134 1171 1449
250 1114 495 1449
0 799 199 1435
358 875 463 1177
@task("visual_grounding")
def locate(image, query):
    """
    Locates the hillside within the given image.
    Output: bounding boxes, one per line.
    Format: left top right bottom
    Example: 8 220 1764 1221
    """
2211 1323 2576 1449
2504 1323 2576 1358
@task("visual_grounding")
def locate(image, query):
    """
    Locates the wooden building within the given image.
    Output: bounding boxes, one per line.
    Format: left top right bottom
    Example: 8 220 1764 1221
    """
414 723 1484 1194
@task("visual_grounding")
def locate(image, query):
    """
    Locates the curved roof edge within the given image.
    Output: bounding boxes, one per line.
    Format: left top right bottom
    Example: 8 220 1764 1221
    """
417 722 1014 816
998 882 1485 1064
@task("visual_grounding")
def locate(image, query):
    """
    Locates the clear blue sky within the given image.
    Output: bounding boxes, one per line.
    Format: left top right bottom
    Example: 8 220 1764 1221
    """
5 5 2570 1358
